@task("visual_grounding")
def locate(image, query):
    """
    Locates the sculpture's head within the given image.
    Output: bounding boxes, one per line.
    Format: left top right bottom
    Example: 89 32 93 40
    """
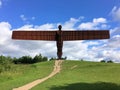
58 25 62 31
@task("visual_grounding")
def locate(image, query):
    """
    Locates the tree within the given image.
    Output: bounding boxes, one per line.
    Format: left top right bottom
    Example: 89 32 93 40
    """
42 57 48 62
0 55 12 72
0 54 48 64
33 54 43 63
49 57 57 61
107 60 113 63
13 56 33 64
100 60 106 63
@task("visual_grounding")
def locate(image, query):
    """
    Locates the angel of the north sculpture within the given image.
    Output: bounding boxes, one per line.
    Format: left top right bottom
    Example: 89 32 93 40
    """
12 25 110 59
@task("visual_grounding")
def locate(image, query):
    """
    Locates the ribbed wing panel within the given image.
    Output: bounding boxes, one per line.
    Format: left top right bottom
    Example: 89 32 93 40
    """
12 31 57 41
63 30 110 41
12 30 110 41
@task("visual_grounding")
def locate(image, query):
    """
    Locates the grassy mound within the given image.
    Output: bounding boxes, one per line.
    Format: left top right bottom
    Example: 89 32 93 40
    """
31 60 120 90
0 61 54 90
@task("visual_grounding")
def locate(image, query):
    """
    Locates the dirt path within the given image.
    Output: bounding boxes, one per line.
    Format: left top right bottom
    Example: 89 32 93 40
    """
13 60 63 90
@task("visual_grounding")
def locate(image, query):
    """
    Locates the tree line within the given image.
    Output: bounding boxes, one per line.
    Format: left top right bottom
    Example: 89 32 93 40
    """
0 54 48 73
0 54 48 64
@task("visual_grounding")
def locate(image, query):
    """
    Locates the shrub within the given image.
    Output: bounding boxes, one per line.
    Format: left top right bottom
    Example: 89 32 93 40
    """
33 54 43 63
0 54 48 65
0 55 13 72
13 56 33 64
33 54 48 63
100 60 106 63
13 54 48 64
49 57 57 61
107 60 113 63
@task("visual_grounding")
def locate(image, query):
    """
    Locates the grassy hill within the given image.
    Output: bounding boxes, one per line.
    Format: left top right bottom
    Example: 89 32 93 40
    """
0 60 120 90
31 60 120 90
0 61 54 90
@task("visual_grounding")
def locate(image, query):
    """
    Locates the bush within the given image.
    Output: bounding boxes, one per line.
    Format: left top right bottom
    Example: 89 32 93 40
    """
13 56 32 64
42 57 48 62
13 54 48 64
33 54 42 63
100 60 106 63
49 57 57 61
107 60 113 63
0 55 13 73
33 54 48 63
0 54 48 65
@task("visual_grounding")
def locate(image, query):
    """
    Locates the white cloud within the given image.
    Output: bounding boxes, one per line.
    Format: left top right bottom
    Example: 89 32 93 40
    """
20 14 27 21
16 23 56 30
110 6 120 22
78 18 108 30
62 17 84 30
0 22 13 56
101 50 120 62
110 27 120 36
79 22 94 30
0 22 57 57
0 17 120 62
16 24 34 30
20 14 36 24
0 0 2 8
107 35 120 48
31 17 35 20
34 23 56 30
93 18 107 23
0 22 12 45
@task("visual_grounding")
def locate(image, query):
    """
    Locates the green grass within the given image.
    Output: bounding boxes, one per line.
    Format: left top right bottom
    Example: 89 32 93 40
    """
0 61 54 90
1 60 120 90
31 60 120 90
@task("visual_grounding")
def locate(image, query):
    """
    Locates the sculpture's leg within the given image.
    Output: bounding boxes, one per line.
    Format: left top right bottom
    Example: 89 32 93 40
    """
56 41 63 60
57 47 62 59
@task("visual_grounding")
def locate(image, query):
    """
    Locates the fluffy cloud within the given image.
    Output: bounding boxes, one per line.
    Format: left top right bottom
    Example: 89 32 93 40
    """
62 17 84 30
110 6 120 22
78 18 108 30
110 27 120 36
20 15 27 21
0 22 58 58
0 22 13 55
0 17 120 62
107 35 120 48
0 0 2 8
16 23 56 30
34 24 56 30
0 22 12 45
20 14 36 24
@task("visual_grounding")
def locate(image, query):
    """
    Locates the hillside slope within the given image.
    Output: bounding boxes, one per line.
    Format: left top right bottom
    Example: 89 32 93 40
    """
31 60 120 90
13 60 63 90
0 61 54 90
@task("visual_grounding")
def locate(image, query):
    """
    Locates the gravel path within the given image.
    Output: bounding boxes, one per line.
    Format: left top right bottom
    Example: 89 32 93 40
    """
13 60 63 90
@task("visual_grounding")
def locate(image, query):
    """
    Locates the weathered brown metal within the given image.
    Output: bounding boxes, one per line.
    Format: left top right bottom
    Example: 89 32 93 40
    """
12 25 110 59
12 31 56 41
62 30 109 40
56 25 63 59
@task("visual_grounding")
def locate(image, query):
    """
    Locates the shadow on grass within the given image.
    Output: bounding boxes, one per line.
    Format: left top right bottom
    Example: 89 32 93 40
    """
50 82 120 90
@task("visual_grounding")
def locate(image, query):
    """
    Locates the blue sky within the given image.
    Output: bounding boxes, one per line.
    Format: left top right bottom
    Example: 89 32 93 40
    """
0 0 118 27
0 0 120 62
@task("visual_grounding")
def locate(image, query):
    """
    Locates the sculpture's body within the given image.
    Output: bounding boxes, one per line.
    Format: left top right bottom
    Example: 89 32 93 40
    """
12 25 110 59
56 25 63 59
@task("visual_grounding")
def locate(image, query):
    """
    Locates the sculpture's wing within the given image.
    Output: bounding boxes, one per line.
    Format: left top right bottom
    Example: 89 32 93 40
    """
63 30 110 41
12 31 57 41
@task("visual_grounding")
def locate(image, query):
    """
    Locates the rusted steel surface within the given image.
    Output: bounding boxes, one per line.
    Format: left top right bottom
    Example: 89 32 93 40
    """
12 25 110 59
12 30 110 41
62 30 110 41
12 31 56 41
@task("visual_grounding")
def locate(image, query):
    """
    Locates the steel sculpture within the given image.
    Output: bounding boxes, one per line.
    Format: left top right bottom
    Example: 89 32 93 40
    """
12 25 110 59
